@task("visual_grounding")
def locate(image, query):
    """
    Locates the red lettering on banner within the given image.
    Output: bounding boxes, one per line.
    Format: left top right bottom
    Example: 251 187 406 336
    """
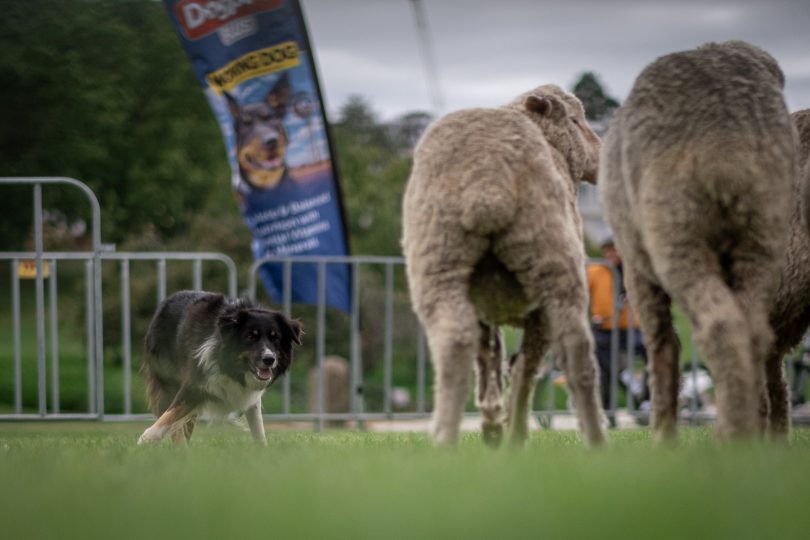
175 0 283 40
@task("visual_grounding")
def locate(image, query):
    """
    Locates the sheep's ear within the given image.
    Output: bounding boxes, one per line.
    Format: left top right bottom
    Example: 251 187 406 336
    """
525 95 552 116
526 94 566 120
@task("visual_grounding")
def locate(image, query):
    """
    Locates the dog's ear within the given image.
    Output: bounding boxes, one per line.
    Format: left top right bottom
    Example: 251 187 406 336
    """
266 73 291 118
278 314 303 346
217 308 247 330
224 92 241 119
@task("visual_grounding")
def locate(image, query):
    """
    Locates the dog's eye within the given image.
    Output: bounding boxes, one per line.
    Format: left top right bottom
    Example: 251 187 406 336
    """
270 330 277 339
570 116 580 125
248 330 260 340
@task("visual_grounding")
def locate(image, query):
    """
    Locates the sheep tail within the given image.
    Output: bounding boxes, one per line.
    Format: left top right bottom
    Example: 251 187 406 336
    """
459 173 518 235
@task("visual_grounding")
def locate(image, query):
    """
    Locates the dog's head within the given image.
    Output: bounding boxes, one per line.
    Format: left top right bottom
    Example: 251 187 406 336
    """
217 303 302 389
226 73 291 190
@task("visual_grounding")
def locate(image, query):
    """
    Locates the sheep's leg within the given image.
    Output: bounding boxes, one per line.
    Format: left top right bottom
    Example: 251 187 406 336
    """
547 302 607 447
492 226 604 446
764 350 790 439
421 292 481 447
673 274 759 439
640 191 768 440
505 310 549 446
622 263 680 444
405 222 488 447
475 322 506 447
729 245 785 439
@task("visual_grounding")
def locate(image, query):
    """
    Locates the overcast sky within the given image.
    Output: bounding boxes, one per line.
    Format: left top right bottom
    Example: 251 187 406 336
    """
299 0 810 120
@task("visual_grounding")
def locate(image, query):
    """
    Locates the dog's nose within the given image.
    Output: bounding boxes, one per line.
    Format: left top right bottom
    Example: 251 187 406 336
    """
261 354 276 367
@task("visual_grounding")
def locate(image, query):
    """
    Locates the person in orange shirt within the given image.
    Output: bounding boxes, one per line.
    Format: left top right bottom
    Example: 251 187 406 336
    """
588 237 650 418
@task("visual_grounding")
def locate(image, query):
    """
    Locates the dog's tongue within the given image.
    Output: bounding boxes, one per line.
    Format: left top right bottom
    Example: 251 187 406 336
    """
259 156 283 169
256 367 273 381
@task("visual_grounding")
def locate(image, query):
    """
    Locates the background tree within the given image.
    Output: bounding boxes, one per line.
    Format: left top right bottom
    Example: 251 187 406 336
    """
571 71 620 121
389 111 433 152
0 0 231 249
332 96 417 256
0 1 423 261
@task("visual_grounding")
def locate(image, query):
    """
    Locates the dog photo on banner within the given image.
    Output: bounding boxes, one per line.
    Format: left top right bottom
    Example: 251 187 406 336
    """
164 0 351 312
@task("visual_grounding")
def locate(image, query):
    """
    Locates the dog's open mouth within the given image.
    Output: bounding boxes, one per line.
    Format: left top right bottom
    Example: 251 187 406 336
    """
254 367 273 382
247 153 284 171
240 136 286 172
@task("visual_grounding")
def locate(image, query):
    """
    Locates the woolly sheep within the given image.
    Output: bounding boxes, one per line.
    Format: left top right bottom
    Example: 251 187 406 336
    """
797 110 810 236
402 84 606 447
599 41 795 442
764 109 810 438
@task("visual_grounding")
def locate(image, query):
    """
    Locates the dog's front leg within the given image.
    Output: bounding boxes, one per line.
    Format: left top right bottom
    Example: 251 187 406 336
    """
170 416 197 447
245 402 268 446
138 395 197 445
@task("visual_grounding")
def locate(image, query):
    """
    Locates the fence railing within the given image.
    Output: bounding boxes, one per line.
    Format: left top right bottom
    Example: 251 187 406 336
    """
248 254 427 430
0 177 237 421
1 252 238 421
2 177 809 429
1 177 104 419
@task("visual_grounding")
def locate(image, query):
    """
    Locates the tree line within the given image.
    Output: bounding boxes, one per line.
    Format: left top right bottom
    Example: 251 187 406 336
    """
0 0 617 265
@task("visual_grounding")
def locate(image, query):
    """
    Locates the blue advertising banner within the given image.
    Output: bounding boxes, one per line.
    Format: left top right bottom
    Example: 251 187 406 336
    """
163 0 351 312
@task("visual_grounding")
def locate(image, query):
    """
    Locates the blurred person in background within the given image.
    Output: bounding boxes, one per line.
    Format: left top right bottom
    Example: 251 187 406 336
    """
588 237 650 425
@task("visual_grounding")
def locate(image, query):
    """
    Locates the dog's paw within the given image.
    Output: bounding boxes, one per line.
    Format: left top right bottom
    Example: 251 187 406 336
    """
137 426 167 445
254 436 268 447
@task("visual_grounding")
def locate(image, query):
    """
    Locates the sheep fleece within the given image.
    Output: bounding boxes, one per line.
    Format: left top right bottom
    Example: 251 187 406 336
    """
599 40 795 440
402 84 605 447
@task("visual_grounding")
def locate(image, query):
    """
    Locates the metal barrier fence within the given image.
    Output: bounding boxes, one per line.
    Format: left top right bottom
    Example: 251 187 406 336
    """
0 252 237 421
0 177 237 421
2 177 808 428
1 177 103 420
247 254 428 430
245 255 774 430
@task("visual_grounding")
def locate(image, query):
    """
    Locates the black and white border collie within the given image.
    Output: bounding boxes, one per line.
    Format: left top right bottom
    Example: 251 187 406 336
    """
137 291 302 446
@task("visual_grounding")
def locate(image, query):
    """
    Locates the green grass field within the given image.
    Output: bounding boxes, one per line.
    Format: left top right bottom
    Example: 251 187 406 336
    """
1 424 809 539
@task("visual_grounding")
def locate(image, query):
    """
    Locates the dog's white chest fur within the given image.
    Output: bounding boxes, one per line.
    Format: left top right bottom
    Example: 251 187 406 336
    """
195 337 265 419
202 373 264 420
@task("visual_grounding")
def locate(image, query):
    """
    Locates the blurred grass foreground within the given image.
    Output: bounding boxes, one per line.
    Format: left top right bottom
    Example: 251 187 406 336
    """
1 424 809 540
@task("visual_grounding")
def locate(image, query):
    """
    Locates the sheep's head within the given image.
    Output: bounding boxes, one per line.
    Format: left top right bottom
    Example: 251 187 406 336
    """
518 85 601 184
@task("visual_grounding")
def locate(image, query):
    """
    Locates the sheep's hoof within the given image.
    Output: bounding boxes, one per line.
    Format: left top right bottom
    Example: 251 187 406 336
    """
481 423 503 448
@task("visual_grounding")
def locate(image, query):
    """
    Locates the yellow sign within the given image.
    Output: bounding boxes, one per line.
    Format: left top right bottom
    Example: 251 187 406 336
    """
206 41 300 94
18 260 50 279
